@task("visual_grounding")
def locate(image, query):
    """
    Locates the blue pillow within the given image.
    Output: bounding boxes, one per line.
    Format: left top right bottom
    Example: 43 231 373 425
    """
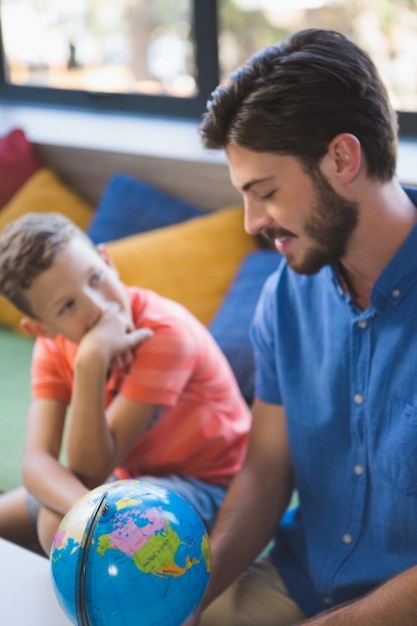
87 173 207 244
209 250 281 405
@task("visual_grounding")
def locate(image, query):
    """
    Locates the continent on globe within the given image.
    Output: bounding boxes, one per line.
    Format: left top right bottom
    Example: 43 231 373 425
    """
50 479 211 626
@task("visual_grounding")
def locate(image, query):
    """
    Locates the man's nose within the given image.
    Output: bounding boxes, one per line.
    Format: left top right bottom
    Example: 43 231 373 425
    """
243 196 273 236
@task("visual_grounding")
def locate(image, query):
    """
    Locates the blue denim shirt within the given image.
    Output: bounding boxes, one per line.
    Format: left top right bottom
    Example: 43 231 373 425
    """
251 188 417 616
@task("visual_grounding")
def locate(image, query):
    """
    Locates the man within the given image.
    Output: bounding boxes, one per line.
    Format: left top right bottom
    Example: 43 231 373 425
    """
192 28 417 625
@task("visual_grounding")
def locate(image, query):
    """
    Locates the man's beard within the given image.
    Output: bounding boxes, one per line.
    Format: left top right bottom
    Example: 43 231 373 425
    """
265 169 359 275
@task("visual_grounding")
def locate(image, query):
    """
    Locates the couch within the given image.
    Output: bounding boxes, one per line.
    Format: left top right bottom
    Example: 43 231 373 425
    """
0 128 281 494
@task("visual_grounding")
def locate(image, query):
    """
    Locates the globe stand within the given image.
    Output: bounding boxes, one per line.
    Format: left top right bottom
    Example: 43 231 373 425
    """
75 491 110 626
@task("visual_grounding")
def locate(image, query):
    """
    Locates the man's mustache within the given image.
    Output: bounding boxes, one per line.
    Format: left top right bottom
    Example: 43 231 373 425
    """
261 227 296 243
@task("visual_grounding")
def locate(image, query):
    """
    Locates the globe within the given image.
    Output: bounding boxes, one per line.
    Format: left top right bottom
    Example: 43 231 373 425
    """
50 479 211 626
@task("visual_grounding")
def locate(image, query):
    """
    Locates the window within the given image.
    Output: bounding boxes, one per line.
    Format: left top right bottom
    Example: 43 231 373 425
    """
1 0 416 134
0 0 219 118
217 0 417 136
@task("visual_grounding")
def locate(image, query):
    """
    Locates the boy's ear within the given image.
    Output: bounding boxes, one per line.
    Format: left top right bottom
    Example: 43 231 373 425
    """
20 316 57 339
97 244 119 276
97 244 114 267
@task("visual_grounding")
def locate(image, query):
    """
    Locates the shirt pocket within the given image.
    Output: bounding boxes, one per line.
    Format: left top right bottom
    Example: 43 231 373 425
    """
381 403 417 494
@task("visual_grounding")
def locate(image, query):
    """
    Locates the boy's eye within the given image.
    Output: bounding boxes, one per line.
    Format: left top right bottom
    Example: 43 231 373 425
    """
91 270 103 283
58 300 75 316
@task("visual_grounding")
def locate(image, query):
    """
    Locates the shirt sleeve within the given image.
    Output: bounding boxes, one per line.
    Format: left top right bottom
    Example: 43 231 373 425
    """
31 337 72 404
250 270 283 406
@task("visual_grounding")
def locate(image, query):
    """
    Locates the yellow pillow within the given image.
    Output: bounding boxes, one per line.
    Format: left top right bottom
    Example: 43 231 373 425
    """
0 168 93 234
0 168 94 334
107 206 258 326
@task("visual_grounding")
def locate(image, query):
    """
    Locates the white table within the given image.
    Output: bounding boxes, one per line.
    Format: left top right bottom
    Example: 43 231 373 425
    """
0 538 72 625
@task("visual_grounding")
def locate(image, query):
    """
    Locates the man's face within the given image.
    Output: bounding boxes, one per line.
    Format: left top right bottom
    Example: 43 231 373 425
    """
24 237 132 344
226 145 359 275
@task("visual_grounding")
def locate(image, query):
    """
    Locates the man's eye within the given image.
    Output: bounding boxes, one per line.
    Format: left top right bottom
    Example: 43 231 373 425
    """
260 190 275 201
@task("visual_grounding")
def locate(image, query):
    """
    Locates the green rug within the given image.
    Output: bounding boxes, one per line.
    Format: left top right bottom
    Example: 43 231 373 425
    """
0 327 34 492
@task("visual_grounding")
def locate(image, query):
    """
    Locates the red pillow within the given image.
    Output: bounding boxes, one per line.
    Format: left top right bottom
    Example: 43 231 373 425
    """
0 128 42 209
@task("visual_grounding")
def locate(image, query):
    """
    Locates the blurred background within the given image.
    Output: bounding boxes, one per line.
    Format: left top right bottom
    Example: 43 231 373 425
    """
1 0 417 127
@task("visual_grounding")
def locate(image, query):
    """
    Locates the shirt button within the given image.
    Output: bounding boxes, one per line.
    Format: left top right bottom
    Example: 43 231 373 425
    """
357 319 367 329
342 533 353 544
391 288 400 298
323 597 333 606
353 394 364 405
354 464 364 475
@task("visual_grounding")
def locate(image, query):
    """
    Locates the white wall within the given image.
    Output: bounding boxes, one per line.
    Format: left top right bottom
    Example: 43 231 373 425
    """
0 104 221 163
0 103 416 186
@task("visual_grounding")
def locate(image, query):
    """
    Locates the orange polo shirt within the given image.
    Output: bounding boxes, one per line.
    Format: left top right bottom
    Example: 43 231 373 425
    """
31 287 251 486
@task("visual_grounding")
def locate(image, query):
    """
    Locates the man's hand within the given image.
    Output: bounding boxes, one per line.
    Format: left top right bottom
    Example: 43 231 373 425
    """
183 608 202 626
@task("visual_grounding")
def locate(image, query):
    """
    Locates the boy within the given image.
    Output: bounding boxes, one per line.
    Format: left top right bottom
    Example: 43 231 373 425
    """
0 212 251 554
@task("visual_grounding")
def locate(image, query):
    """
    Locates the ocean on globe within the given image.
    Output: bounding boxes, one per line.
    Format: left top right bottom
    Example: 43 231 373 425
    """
50 479 211 626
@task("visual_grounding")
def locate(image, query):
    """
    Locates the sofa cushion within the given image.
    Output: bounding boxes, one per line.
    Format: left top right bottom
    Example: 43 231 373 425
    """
87 173 207 244
0 168 94 234
0 128 42 210
209 250 281 404
0 168 94 334
106 206 259 326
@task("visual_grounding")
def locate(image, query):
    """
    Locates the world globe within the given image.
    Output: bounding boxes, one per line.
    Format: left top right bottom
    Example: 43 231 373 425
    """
50 479 211 626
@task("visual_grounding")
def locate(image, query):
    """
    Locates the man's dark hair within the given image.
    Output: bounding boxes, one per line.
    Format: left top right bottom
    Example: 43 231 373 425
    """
200 28 397 181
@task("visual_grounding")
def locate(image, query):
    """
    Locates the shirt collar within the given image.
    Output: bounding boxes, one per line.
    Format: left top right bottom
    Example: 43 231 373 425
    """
331 186 417 312
370 186 417 311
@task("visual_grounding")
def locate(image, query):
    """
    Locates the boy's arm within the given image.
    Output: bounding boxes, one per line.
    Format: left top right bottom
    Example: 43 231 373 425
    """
22 398 89 515
65 308 155 486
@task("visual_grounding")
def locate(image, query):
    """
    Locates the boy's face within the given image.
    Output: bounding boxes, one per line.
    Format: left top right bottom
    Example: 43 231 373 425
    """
22 236 132 344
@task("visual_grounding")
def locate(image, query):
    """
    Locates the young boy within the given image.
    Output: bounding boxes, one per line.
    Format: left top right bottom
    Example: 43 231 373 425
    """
0 212 251 554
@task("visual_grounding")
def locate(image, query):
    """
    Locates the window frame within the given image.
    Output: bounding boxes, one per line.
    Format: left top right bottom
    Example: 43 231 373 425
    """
398 113 416 138
0 0 416 136
0 1 219 120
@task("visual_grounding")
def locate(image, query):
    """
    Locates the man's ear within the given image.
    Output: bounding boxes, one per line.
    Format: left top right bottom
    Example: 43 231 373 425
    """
20 316 57 339
321 133 362 184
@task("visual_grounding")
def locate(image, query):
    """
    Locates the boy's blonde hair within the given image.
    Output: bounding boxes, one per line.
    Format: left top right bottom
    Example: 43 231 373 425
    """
0 212 93 317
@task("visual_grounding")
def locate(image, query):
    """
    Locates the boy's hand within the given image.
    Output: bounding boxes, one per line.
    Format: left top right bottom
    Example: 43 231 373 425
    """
77 305 153 368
